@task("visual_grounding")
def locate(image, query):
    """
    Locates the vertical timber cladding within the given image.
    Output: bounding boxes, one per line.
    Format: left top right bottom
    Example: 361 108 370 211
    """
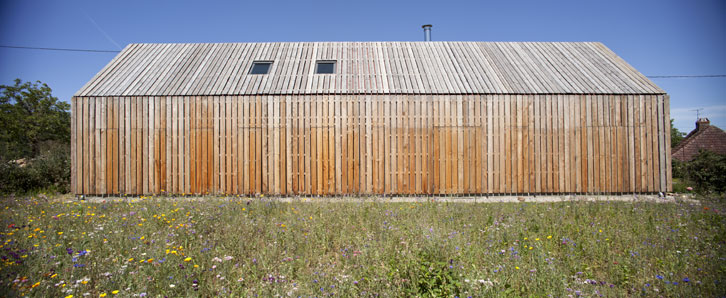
71 94 672 195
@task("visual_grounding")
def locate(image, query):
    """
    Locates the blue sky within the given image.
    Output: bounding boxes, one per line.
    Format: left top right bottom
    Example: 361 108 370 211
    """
1 0 724 132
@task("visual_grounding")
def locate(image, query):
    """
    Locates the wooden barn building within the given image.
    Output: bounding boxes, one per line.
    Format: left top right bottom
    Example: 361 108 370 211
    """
71 42 671 196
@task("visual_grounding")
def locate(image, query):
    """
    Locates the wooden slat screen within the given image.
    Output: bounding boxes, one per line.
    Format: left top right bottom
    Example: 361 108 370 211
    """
71 94 671 195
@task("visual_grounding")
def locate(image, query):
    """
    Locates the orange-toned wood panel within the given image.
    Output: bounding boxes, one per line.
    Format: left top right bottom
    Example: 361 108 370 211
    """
71 94 671 195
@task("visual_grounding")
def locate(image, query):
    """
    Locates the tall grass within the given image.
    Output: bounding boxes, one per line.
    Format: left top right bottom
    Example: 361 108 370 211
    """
1 196 724 297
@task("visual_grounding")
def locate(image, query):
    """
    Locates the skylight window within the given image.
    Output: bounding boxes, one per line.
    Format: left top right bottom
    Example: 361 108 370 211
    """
315 61 336 74
249 61 272 74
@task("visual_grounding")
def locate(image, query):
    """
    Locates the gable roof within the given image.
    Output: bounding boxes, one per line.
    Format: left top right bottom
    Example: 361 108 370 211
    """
673 119 726 161
75 41 664 97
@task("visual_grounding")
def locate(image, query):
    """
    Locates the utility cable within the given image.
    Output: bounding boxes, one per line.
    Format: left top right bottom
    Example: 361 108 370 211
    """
0 45 120 53
2 45 725 79
647 75 726 79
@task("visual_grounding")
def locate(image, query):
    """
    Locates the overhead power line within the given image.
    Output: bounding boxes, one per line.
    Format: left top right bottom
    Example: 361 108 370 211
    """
0 45 120 53
647 74 726 79
2 44 726 79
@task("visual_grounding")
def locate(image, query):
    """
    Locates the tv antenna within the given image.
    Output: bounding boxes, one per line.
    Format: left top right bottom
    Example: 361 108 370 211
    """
690 108 703 119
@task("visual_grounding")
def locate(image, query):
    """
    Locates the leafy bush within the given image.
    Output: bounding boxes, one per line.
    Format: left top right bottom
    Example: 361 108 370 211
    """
671 158 686 180
673 151 726 194
0 159 35 194
683 150 726 194
0 143 70 194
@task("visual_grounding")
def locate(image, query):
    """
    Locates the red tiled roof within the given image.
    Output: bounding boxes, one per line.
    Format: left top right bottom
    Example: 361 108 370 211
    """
672 118 726 161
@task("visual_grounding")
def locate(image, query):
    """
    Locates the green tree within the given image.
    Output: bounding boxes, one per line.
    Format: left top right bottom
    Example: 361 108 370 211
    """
0 79 70 161
671 119 685 148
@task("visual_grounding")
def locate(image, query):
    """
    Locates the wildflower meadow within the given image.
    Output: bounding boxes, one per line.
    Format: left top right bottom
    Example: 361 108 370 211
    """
1 195 724 297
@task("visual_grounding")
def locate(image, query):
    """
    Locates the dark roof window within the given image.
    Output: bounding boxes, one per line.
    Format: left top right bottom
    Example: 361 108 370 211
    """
249 61 272 74
315 61 336 74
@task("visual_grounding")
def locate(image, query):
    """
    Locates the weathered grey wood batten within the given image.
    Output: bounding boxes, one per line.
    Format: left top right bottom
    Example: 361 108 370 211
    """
76 42 663 96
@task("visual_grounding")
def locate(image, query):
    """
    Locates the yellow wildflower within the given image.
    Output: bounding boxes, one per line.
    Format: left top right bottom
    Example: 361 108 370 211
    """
184 257 192 262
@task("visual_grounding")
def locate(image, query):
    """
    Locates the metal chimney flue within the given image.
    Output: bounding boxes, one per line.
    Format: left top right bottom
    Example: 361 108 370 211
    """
422 24 432 41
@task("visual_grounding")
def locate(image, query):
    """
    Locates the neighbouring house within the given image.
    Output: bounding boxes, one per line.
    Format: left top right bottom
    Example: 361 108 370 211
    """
71 41 671 196
672 118 726 162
